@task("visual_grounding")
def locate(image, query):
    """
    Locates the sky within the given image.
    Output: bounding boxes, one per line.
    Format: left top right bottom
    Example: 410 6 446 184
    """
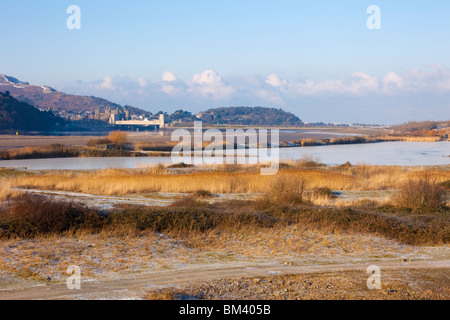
1 0 450 124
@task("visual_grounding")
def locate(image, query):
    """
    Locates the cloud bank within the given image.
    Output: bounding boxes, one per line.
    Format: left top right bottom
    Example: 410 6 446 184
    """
59 65 450 124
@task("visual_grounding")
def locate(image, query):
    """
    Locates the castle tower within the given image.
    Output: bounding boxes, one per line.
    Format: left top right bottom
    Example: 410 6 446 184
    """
159 113 165 129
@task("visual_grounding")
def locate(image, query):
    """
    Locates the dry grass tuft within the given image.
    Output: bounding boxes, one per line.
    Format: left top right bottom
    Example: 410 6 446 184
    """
0 182 17 202
255 174 305 209
192 190 215 199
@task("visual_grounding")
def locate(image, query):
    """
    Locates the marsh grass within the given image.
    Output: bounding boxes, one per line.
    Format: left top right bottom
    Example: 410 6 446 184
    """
0 182 18 202
254 174 305 209
10 164 450 196
1 192 448 246
0 144 79 160
0 144 146 160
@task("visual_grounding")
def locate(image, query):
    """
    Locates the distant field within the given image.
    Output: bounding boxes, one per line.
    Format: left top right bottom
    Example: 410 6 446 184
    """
0 126 388 150
0 133 170 150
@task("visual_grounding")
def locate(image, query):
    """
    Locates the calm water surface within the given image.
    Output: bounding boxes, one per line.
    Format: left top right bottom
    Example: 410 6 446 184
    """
1 142 449 170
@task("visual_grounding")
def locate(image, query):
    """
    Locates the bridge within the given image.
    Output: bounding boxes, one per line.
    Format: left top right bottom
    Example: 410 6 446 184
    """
110 114 165 129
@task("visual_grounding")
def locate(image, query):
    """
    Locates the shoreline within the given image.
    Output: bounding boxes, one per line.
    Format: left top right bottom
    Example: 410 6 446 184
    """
0 137 448 161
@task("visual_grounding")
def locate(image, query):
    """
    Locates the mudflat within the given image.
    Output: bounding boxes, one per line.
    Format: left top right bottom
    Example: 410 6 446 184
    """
0 127 388 150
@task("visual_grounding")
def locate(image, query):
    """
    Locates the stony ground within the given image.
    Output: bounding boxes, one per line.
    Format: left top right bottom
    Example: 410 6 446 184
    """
146 268 450 300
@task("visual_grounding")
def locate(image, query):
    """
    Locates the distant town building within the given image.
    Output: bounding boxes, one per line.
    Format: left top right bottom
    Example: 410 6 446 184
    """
109 112 165 129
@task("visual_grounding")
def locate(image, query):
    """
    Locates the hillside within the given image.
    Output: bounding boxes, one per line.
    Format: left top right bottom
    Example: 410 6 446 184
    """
197 106 303 126
0 92 64 131
0 74 145 115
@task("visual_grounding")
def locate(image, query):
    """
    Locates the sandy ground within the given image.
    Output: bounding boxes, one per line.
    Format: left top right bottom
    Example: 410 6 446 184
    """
12 188 394 211
13 189 261 210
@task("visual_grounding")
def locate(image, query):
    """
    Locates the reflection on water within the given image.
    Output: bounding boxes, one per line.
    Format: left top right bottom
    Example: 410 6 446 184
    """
0 141 449 170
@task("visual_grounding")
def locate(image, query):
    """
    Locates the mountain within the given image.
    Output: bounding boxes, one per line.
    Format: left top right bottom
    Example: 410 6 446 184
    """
0 92 65 131
197 106 304 126
0 74 146 115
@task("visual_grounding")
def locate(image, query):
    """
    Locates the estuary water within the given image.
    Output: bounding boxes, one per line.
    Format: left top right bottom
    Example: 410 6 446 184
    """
0 141 449 170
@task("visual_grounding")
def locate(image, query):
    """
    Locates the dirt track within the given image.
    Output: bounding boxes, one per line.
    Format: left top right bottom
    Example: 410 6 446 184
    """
1 259 448 300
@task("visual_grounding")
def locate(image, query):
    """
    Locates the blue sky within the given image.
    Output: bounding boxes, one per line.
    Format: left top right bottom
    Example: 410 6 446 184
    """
1 0 450 124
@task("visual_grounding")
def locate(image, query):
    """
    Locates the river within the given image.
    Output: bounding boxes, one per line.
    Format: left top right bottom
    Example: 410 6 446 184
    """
0 141 449 170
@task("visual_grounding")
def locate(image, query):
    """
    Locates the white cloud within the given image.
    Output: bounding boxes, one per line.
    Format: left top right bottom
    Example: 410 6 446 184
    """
265 73 287 87
382 72 404 91
99 76 114 90
162 84 177 95
61 65 450 124
87 67 450 105
188 69 235 99
162 71 177 82
254 88 285 105
138 78 147 87
347 72 380 94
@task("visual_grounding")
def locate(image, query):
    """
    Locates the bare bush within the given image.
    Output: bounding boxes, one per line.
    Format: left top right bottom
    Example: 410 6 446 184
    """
295 155 325 169
108 130 129 149
259 174 305 207
394 176 447 211
0 194 104 238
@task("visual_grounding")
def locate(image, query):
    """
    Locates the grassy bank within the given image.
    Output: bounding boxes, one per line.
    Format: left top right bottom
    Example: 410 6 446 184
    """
291 135 445 147
0 144 148 160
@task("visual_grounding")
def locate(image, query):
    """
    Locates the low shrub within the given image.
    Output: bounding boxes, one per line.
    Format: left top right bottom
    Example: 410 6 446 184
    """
0 194 104 238
394 176 447 212
294 155 325 169
87 138 112 147
439 180 450 190
314 187 334 199
192 190 214 199
255 174 305 209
